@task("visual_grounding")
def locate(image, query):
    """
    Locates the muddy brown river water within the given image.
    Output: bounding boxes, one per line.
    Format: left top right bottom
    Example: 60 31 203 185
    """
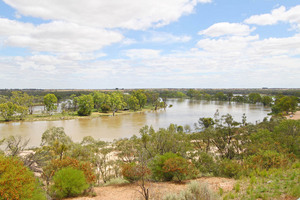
0 99 271 147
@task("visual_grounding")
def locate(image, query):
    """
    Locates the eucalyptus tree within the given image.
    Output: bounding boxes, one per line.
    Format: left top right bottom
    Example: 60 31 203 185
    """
77 94 94 116
91 91 106 111
128 95 139 111
106 92 126 116
43 93 57 113
132 90 147 109
0 102 28 121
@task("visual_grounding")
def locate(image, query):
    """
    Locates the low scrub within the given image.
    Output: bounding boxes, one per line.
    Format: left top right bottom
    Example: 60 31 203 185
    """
51 167 89 199
121 162 151 182
0 155 46 200
163 181 219 200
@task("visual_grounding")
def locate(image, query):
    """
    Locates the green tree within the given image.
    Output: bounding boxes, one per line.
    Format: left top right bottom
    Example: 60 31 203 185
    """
107 92 126 116
272 96 298 114
186 89 201 98
0 102 28 121
43 93 57 113
274 120 300 157
227 92 233 102
132 90 147 109
91 91 106 111
41 127 73 160
195 117 214 130
214 92 227 101
261 95 273 106
128 95 140 111
0 102 17 121
139 124 191 159
10 91 34 114
78 94 94 116
248 93 262 104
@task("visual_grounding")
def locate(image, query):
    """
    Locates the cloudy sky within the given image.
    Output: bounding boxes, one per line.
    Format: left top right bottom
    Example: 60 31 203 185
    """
0 0 299 89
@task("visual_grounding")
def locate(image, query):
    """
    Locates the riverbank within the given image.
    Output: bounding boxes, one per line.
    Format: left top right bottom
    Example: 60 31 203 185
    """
286 111 300 120
0 108 152 123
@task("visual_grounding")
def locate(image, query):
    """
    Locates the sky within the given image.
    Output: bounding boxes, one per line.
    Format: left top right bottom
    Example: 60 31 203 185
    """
0 0 300 89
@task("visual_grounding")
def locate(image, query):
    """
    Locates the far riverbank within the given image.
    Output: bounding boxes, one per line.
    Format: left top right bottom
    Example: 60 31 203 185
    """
286 111 300 120
0 108 152 123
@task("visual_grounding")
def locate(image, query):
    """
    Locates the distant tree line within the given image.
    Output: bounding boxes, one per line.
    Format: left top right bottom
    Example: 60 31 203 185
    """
0 90 168 121
0 89 299 121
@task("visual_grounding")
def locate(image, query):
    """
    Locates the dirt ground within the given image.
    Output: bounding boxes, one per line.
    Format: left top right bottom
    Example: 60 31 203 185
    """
67 177 235 200
286 111 300 120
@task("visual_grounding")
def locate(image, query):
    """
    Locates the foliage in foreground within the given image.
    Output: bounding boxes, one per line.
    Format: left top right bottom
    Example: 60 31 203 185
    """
51 167 89 199
0 155 46 200
221 166 300 200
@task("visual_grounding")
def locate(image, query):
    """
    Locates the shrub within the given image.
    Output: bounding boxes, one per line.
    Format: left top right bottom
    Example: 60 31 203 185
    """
0 155 46 200
43 157 96 185
216 159 242 178
163 193 179 200
51 167 89 199
162 181 219 200
193 151 216 174
163 157 198 182
185 181 218 200
149 152 179 181
245 150 290 170
103 177 129 186
121 162 151 182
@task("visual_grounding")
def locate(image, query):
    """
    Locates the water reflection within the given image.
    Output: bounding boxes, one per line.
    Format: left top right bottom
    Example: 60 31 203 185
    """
0 99 271 147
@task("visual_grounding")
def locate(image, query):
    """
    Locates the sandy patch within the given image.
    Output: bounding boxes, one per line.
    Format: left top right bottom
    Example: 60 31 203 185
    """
286 111 300 120
67 177 235 200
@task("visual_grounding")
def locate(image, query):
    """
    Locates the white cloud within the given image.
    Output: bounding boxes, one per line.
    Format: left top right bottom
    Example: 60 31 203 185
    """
3 0 211 30
0 18 123 53
245 5 300 29
144 32 191 43
198 22 255 37
124 49 161 59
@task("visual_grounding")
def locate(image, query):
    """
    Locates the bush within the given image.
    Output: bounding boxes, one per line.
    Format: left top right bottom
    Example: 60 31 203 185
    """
103 177 129 186
245 150 291 170
51 167 89 199
121 162 151 182
43 157 96 185
149 152 179 181
0 155 46 200
216 159 242 178
192 151 216 174
163 157 198 182
183 181 218 200
162 181 218 200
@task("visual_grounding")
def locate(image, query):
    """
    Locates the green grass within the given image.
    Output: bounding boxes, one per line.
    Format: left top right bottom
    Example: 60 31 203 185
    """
220 167 300 200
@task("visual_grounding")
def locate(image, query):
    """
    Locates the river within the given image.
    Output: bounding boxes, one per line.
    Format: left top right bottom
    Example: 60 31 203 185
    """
0 99 271 147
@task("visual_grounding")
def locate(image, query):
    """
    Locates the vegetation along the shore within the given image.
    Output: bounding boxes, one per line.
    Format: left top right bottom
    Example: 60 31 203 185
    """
0 106 299 199
0 88 299 122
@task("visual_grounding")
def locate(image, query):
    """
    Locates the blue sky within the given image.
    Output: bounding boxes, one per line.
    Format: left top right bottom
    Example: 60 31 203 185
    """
0 0 299 89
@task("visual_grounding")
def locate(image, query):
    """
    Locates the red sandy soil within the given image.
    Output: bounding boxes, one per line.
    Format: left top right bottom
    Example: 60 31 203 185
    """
67 177 235 200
